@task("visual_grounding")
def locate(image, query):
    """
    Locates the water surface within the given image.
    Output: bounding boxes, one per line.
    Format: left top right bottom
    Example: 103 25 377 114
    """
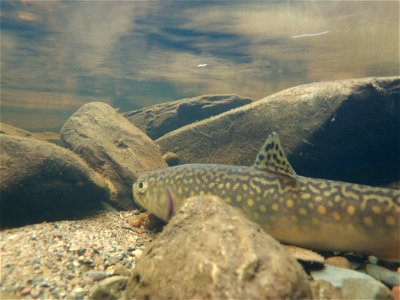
1 0 398 131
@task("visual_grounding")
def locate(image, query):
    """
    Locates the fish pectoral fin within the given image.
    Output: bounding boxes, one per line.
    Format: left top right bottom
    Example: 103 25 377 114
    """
253 132 297 178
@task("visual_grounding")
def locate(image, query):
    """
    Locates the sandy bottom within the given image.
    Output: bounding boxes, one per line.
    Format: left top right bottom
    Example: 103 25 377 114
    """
0 210 153 299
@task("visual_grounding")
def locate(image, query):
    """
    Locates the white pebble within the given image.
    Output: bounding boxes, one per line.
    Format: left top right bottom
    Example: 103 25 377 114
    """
134 249 143 259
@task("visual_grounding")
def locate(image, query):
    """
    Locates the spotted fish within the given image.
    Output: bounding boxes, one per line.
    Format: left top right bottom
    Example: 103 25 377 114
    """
133 132 400 260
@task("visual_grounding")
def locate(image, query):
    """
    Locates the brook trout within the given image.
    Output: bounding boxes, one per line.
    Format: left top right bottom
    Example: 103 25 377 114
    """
133 132 400 259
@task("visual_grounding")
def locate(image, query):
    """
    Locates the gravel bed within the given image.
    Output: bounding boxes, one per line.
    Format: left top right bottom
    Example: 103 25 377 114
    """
0 210 153 299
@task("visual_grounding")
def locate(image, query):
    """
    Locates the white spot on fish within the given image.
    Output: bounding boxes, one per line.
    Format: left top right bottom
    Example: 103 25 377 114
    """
197 64 208 67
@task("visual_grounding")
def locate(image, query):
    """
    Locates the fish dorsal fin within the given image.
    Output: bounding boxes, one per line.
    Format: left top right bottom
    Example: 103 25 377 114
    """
254 132 297 178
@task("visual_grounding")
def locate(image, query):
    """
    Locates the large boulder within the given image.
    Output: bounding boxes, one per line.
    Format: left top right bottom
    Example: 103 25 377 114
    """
123 94 254 139
157 77 399 186
60 102 167 209
0 134 110 227
126 195 312 299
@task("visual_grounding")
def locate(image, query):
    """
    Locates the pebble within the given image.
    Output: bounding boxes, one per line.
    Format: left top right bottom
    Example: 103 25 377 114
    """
77 248 86 256
113 263 131 276
71 287 85 300
310 280 342 299
88 285 115 300
70 277 82 286
78 258 94 266
66 273 76 279
311 265 379 287
89 276 129 300
392 286 400 300
284 245 324 265
134 249 143 259
30 286 42 298
341 278 392 300
366 263 400 286
311 265 392 300
20 286 31 296
87 271 112 282
325 256 352 269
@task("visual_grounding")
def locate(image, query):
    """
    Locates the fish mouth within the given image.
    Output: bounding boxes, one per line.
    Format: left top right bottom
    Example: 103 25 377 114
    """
166 189 175 220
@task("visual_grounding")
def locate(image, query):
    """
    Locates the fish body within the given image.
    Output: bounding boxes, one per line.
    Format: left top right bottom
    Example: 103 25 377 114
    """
133 133 400 260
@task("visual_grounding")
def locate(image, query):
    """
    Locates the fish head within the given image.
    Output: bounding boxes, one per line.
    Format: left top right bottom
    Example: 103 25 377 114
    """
133 171 178 221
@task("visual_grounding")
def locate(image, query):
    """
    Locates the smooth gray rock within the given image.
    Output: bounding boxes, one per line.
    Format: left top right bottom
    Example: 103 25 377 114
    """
123 94 253 139
366 263 400 287
311 265 392 299
60 102 168 209
157 77 399 186
126 195 312 300
0 134 110 227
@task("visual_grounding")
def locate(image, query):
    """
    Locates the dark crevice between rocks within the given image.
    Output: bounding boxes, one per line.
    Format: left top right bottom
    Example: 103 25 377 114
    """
289 84 399 186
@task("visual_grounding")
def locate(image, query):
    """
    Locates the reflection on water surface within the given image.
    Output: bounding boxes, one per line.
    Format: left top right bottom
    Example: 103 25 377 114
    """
1 1 399 131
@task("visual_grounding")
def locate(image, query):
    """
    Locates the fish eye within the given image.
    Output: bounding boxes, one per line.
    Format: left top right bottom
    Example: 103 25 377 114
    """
137 180 147 194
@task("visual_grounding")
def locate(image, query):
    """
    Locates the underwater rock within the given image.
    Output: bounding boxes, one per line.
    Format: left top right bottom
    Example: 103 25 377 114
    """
392 286 400 300
325 256 352 269
0 123 61 145
60 102 167 209
366 263 400 287
0 122 32 137
123 94 253 139
89 275 129 300
310 280 343 299
283 245 325 265
341 278 392 300
0 134 110 227
126 195 312 300
310 264 392 299
157 77 399 186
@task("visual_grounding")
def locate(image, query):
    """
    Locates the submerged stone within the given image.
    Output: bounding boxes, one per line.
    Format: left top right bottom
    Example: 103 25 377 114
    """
310 280 343 299
126 195 312 299
61 102 167 209
366 263 400 287
123 94 253 139
0 123 61 145
0 134 110 227
157 77 399 186
311 264 392 299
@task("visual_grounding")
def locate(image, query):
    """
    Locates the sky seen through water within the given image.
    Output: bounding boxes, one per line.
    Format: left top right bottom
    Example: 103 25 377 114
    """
0 0 399 131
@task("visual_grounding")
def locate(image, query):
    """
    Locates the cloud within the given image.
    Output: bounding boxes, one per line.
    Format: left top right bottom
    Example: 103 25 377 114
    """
136 50 293 99
1 0 159 129
182 2 328 39
1 1 158 80
140 1 398 93
60 3 135 71
1 0 398 132
0 89 109 131
1 89 107 111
